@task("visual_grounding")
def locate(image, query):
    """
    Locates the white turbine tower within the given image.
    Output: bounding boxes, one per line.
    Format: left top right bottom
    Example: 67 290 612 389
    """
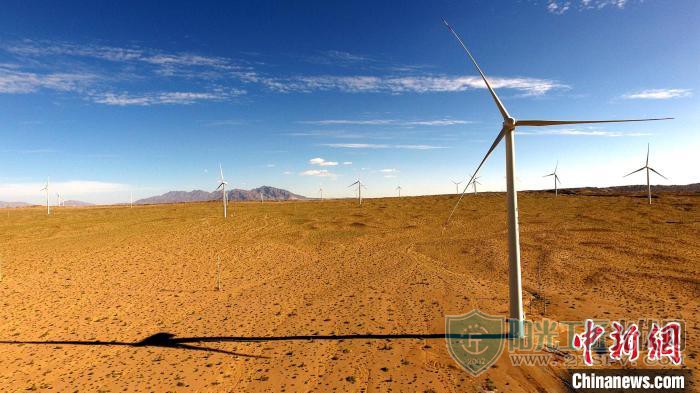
543 161 562 197
472 176 482 195
396 185 402 197
624 143 667 204
215 163 229 218
56 192 61 207
451 179 463 195
442 19 671 338
348 180 366 206
318 186 324 201
130 191 133 208
40 177 50 215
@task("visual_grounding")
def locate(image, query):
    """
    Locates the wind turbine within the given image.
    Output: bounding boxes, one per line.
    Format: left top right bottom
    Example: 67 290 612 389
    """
56 192 61 207
624 143 667 204
318 185 324 201
348 180 366 206
130 191 133 208
472 176 482 195
40 177 50 215
396 185 402 197
442 19 671 338
215 163 228 218
451 179 463 194
543 161 562 196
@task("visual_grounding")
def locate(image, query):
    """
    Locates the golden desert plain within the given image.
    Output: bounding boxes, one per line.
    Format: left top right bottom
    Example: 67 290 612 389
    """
0 192 697 392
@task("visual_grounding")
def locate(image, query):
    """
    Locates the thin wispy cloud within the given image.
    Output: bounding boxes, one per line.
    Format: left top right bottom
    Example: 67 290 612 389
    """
379 168 398 173
0 67 96 94
265 75 567 96
322 143 447 150
309 157 338 166
621 88 692 100
300 118 471 126
89 90 243 106
546 0 634 15
299 169 336 177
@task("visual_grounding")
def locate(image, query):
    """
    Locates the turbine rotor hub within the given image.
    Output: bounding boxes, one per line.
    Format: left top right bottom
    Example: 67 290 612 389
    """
504 117 516 129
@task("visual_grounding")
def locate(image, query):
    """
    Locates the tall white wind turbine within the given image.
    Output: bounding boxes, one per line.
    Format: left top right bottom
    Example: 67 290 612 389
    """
396 185 402 197
543 161 562 196
348 180 366 206
318 185 324 201
451 179 463 195
442 19 672 338
40 177 50 215
624 143 667 204
215 163 229 218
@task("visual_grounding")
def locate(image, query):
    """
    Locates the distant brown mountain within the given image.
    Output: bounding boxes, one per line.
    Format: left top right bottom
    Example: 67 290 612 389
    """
135 186 307 205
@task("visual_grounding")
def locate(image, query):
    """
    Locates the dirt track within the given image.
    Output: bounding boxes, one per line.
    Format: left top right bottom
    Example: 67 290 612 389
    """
0 193 697 391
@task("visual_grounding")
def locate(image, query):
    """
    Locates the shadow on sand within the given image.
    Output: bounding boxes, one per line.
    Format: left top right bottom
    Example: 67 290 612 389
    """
0 332 508 357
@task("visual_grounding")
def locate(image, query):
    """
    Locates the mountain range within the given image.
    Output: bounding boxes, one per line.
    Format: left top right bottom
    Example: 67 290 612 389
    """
134 186 307 205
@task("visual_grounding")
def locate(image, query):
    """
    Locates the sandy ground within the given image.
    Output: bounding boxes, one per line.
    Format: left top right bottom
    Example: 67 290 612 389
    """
0 193 697 392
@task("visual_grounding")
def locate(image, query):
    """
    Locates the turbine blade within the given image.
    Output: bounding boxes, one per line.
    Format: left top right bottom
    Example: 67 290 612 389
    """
555 160 558 173
442 19 510 120
646 143 650 166
623 167 646 177
648 167 668 180
215 183 223 191
543 173 555 177
445 126 507 226
348 181 359 188
516 118 672 127
219 163 224 180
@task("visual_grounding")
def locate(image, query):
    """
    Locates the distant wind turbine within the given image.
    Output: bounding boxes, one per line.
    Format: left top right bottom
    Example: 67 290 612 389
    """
396 185 402 197
624 143 667 204
318 186 324 201
215 163 229 218
348 180 366 206
472 176 482 195
130 191 133 208
543 161 562 196
442 19 671 338
451 179 463 194
40 178 50 215
56 192 61 207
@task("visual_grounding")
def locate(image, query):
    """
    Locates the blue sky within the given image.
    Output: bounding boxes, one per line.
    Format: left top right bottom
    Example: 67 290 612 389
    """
1 0 698 204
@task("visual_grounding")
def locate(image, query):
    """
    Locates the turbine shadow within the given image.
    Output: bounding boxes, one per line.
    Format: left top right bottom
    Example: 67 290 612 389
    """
0 332 509 356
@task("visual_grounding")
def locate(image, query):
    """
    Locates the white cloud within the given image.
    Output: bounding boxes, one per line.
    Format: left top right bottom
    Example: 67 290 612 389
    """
300 118 471 126
379 168 398 173
283 171 292 175
322 143 446 150
547 0 632 14
309 157 339 166
266 163 275 168
89 90 243 106
268 75 567 96
621 89 692 100
300 169 336 177
0 67 95 94
342 161 352 165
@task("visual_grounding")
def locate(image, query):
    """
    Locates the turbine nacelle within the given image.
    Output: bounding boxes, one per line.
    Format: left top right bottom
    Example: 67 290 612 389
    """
504 117 516 129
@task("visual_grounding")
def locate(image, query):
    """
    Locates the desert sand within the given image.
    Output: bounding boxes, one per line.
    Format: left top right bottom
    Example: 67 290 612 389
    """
0 193 697 391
